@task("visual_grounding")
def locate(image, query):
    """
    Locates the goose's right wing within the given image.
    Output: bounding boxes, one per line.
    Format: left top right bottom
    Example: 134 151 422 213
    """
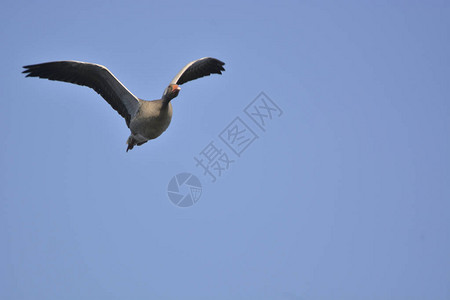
23 61 140 126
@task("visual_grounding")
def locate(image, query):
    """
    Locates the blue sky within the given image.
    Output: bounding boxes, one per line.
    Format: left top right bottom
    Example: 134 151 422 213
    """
1 1 450 299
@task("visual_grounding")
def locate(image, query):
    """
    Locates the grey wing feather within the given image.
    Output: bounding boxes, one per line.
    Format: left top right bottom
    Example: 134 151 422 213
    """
170 57 225 85
22 61 140 126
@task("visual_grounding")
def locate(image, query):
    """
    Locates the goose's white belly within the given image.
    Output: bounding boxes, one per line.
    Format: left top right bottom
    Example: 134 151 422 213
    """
129 100 173 142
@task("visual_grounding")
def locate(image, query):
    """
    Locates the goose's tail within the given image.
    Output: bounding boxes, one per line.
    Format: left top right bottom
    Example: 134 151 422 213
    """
126 136 137 152
126 136 147 152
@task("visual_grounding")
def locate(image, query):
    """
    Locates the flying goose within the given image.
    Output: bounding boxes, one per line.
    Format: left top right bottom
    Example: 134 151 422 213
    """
22 57 225 151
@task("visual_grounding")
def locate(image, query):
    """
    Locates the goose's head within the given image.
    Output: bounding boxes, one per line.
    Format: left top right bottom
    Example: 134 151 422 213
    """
163 84 181 101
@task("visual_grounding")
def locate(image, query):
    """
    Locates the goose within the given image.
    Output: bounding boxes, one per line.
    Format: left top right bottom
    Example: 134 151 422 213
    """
22 57 225 151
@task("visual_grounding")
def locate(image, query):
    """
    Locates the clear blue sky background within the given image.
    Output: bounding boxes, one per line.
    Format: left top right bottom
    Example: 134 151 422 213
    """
1 1 449 299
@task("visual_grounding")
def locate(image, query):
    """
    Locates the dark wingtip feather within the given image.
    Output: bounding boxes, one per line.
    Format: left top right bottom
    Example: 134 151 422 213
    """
22 66 31 75
22 64 40 76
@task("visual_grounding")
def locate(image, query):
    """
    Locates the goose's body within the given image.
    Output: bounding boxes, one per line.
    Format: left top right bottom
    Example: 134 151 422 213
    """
128 99 173 147
22 57 225 151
